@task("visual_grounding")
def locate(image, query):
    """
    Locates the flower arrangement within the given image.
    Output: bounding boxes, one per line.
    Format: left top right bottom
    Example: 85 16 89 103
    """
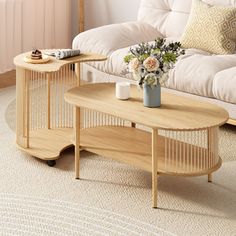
124 38 185 88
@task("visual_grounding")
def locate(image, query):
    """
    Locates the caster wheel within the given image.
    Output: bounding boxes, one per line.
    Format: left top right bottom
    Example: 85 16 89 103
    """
47 160 56 167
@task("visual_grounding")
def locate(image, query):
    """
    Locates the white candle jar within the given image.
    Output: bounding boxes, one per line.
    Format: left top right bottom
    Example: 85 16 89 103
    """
116 82 130 100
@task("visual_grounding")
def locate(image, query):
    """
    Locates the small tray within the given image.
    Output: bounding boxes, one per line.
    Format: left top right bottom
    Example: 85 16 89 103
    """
24 54 50 64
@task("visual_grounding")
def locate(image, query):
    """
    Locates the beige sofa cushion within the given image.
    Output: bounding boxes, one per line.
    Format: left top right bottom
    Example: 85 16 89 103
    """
137 0 192 38
213 67 236 104
181 0 236 54
137 0 236 38
73 22 162 56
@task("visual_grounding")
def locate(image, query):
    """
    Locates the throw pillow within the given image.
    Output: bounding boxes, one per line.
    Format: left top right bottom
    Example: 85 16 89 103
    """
181 0 236 54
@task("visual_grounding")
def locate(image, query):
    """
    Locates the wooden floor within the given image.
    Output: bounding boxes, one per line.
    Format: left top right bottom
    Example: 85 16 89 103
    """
0 70 16 88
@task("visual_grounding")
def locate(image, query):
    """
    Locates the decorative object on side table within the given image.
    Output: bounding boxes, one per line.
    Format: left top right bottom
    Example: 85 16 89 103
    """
124 38 185 107
24 49 50 64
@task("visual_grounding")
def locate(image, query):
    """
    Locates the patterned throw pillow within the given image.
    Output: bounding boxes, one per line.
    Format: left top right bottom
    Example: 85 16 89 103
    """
181 0 236 54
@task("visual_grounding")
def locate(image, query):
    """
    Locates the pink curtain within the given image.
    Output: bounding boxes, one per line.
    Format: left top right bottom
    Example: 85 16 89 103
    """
0 0 72 74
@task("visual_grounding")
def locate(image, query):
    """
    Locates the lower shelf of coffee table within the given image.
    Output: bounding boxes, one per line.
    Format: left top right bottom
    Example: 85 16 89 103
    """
17 128 73 160
80 126 222 176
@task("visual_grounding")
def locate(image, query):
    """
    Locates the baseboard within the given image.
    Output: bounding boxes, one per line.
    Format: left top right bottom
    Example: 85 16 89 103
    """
0 70 16 88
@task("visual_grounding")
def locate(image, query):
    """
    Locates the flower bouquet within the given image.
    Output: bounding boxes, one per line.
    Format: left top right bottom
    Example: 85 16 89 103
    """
124 38 185 107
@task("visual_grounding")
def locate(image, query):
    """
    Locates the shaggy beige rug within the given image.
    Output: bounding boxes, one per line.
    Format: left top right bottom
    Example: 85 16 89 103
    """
1 86 236 235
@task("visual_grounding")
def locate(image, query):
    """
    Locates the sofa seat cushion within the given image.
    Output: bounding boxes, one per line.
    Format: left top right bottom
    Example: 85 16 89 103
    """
167 50 236 97
73 22 162 56
83 37 180 78
213 67 236 104
74 21 236 99
91 45 236 99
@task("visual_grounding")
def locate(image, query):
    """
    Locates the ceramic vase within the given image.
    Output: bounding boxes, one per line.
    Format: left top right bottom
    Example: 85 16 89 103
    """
143 83 161 108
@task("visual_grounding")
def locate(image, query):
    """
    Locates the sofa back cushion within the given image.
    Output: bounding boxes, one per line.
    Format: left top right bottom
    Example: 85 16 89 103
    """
137 0 236 38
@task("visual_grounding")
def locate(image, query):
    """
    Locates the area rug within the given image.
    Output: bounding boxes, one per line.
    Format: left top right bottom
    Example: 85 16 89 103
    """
1 86 236 235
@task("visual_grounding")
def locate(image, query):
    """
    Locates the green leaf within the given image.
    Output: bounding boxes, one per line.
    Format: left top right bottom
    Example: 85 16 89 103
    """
139 54 149 62
163 52 177 63
124 54 135 63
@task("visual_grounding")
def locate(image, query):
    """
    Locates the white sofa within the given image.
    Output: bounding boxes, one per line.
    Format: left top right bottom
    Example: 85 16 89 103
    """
73 0 236 122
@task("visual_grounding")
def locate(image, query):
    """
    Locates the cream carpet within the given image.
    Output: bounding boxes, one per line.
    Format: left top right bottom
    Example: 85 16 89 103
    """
1 86 236 236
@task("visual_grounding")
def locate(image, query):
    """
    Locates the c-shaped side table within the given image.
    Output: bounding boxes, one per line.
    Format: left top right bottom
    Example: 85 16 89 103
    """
14 51 107 166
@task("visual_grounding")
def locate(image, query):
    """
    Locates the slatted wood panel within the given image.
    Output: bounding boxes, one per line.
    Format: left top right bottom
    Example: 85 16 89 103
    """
16 64 77 156
77 125 221 176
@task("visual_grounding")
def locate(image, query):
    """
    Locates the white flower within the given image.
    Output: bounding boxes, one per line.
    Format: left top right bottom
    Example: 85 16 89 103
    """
137 65 148 78
132 71 141 81
128 58 140 72
162 64 169 73
144 73 158 86
143 57 160 72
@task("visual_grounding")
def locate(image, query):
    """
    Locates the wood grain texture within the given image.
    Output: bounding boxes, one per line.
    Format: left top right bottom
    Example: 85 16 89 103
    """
65 83 229 130
17 128 73 160
14 52 107 73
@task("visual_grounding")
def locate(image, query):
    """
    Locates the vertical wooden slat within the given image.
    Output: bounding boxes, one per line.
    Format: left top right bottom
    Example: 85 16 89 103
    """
164 131 167 171
175 131 177 173
47 73 51 129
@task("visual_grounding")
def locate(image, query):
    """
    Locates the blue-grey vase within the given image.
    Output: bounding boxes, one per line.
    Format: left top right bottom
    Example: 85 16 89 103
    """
143 83 161 108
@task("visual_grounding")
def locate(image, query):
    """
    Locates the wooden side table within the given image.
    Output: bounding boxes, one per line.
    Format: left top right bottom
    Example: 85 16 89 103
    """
14 52 106 166
65 83 229 208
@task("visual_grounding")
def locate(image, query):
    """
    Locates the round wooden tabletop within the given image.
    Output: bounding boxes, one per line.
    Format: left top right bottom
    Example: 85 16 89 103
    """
65 83 229 130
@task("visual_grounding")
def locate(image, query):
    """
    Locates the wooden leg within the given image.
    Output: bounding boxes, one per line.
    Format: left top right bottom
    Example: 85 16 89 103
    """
131 122 136 128
152 129 158 208
25 72 30 148
208 173 212 182
74 107 80 179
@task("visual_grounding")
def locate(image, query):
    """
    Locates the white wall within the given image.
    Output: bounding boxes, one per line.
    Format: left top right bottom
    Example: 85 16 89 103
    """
85 0 141 29
72 0 141 37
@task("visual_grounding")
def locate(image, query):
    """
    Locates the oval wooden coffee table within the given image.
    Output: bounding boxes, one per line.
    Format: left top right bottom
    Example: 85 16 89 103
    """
64 83 229 208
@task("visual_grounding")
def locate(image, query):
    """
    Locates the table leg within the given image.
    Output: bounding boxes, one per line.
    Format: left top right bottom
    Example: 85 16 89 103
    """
74 106 80 179
25 71 30 148
207 128 213 183
152 129 158 208
208 173 212 182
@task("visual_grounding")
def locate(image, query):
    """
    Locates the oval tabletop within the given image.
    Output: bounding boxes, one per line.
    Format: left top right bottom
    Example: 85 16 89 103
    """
64 83 229 130
14 51 107 73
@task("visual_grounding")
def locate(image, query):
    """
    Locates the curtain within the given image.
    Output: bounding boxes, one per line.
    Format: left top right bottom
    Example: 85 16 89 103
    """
0 0 72 74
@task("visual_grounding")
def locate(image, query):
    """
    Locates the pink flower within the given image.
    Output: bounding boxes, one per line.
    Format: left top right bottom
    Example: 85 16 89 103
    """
128 58 140 72
143 57 159 72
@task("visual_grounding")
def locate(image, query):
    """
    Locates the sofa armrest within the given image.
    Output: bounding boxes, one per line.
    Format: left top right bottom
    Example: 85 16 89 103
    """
72 21 162 56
